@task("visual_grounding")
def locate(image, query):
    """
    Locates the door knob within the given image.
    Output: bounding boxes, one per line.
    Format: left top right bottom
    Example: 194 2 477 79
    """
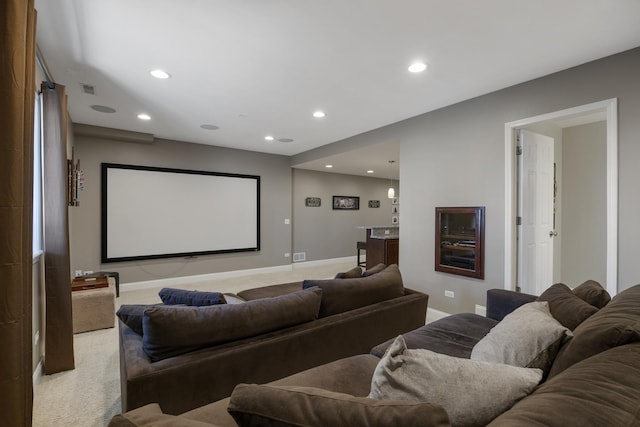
549 230 558 237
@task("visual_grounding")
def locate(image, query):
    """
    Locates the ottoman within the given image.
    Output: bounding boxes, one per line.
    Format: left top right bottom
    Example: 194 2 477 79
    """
72 279 116 333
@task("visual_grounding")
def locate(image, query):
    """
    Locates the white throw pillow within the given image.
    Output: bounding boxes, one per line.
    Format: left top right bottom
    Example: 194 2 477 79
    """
369 335 542 427
471 301 572 374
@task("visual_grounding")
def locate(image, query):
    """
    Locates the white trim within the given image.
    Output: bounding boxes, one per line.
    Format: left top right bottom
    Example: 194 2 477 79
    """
426 307 450 324
504 99 618 295
120 256 357 292
33 360 42 386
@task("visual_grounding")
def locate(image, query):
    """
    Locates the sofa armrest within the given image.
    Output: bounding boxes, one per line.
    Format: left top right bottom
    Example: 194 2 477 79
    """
486 289 536 321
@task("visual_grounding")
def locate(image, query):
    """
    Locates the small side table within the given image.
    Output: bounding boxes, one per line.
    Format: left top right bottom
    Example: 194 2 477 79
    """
72 282 116 333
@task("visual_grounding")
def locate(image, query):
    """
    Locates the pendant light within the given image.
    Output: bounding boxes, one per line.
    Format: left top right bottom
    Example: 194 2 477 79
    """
387 160 396 199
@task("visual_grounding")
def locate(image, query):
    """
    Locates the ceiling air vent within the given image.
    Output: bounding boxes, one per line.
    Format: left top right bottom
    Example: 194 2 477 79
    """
80 83 95 95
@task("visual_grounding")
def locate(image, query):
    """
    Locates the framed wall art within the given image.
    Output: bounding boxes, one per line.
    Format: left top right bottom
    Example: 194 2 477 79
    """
332 196 359 210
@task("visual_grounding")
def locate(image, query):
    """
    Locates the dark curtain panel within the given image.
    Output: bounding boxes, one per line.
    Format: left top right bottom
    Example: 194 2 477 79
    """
42 83 75 375
0 0 36 425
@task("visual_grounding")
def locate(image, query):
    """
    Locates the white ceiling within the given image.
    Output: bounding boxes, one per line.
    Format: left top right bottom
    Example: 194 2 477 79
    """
34 0 640 179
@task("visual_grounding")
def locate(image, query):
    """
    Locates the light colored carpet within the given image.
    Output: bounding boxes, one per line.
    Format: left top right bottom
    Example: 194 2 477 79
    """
32 259 355 427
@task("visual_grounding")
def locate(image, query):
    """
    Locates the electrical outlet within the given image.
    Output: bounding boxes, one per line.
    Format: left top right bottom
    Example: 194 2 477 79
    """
74 270 83 277
284 252 290 258
284 218 290 225
84 270 94 275
445 290 455 298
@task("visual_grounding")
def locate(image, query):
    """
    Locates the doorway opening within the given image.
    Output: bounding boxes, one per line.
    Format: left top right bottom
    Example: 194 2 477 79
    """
504 99 618 296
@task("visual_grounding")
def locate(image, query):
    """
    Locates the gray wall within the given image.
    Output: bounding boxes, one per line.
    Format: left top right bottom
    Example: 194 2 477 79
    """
292 169 397 261
561 121 607 285
317 47 640 314
70 132 293 283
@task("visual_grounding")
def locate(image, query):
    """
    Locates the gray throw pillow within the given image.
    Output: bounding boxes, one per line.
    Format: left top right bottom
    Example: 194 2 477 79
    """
228 384 450 427
369 336 542 427
471 301 571 375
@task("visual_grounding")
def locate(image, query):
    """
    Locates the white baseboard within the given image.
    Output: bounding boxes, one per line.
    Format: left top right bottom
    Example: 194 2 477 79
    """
33 360 42 386
426 307 450 324
475 304 487 317
121 256 357 293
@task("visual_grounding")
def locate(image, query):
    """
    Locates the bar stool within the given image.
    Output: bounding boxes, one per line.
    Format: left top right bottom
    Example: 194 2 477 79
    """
357 241 366 267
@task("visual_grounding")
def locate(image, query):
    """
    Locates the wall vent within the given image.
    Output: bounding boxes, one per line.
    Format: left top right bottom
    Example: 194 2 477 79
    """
293 252 306 262
80 83 95 95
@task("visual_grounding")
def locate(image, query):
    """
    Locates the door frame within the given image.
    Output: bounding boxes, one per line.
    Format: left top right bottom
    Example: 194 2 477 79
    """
504 98 618 296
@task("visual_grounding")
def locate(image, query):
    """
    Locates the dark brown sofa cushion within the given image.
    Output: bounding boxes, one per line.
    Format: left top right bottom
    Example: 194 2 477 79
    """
488 342 640 427
227 384 451 427
108 403 217 427
371 313 497 358
537 283 598 330
302 264 404 317
142 287 322 362
548 284 640 378
572 279 611 308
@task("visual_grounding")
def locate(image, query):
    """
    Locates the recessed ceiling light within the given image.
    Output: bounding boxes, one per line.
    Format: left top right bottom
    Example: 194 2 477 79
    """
278 138 294 143
150 69 171 79
367 170 374 174
408 62 427 73
325 164 333 168
313 111 326 118
265 135 275 141
137 113 151 120
90 105 116 113
200 124 219 130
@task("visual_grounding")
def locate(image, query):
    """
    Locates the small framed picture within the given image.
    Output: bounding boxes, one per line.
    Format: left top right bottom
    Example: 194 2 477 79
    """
305 197 321 207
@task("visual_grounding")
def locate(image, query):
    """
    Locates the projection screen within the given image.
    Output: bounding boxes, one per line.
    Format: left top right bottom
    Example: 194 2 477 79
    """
101 163 260 263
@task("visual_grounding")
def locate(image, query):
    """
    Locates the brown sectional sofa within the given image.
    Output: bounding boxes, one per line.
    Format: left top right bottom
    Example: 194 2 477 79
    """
111 280 640 427
117 264 429 415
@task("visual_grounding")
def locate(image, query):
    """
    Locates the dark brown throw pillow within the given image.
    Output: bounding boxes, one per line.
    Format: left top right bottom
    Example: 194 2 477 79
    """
227 384 451 427
302 264 404 317
572 280 611 308
537 283 598 330
335 266 363 279
363 263 387 277
548 284 640 378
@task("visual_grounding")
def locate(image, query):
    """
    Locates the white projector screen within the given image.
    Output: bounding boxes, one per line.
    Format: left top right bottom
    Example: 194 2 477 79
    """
101 163 260 262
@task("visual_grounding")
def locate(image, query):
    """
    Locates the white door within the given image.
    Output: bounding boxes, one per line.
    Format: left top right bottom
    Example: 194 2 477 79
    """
518 129 555 296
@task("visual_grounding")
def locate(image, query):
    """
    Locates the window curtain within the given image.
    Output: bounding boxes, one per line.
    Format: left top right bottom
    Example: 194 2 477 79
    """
41 82 75 375
0 0 36 425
